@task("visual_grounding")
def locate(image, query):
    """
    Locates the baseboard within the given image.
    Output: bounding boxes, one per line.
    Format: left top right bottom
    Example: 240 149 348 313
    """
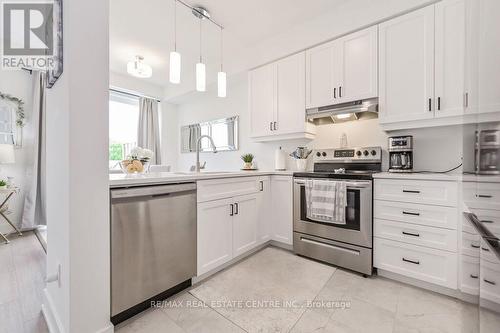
95 324 114 333
270 240 293 251
42 288 64 333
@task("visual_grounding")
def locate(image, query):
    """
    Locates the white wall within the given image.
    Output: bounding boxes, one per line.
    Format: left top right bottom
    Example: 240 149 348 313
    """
0 71 33 234
44 0 111 332
172 76 463 173
110 71 163 99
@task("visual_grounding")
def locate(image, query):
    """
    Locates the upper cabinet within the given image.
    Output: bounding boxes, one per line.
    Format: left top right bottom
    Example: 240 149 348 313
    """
306 26 378 109
379 0 469 127
249 52 315 141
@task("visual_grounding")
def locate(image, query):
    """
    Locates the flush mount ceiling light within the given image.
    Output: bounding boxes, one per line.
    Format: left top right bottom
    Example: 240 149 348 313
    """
127 56 152 78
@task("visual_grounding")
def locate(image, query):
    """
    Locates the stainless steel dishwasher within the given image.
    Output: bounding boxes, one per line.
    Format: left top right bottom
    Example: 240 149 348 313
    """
110 183 196 324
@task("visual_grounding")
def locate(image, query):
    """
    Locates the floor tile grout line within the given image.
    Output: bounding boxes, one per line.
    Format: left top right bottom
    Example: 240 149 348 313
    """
187 290 250 333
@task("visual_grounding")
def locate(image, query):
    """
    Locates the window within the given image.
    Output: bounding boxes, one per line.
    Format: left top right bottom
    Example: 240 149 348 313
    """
109 91 139 169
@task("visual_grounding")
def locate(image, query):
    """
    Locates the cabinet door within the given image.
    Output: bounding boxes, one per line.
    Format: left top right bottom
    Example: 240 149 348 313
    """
276 52 306 134
306 40 335 109
233 193 259 257
338 26 378 103
379 6 435 124
434 0 466 118
249 64 275 137
257 178 272 244
271 176 293 245
197 198 233 276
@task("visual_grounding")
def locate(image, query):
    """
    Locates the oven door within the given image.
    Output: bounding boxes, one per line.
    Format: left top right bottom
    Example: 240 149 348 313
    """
293 178 373 248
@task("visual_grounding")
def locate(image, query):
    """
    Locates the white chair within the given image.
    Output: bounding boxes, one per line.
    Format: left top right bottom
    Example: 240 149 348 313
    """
149 165 171 172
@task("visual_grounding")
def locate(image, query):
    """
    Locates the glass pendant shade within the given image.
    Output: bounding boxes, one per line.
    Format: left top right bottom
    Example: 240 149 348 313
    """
217 71 226 97
169 51 181 84
196 62 206 92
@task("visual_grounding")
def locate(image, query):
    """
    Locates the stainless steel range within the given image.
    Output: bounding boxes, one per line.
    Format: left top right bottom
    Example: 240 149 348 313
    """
293 146 382 276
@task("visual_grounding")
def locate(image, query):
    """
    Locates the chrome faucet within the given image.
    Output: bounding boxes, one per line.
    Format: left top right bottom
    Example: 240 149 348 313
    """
194 135 217 172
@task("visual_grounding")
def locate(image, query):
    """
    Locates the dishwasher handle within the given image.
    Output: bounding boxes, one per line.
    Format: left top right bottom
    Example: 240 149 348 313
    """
111 183 196 199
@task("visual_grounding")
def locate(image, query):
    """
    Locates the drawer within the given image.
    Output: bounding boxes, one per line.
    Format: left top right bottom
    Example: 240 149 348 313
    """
462 209 500 237
374 179 458 207
463 182 500 210
480 258 500 305
197 177 260 202
374 238 458 289
460 232 481 257
374 200 458 230
459 255 480 295
481 239 499 265
374 219 457 252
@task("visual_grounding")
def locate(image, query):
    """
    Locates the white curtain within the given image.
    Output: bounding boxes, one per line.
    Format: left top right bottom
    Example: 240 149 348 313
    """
137 97 161 164
21 71 46 228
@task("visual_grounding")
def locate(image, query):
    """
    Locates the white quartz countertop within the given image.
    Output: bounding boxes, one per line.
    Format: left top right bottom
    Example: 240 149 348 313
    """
109 170 294 188
372 172 461 181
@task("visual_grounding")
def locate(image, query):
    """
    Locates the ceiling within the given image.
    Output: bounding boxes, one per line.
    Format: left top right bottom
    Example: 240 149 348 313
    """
110 0 348 98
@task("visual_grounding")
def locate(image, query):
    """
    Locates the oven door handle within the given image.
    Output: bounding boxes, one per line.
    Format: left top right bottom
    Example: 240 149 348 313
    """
294 179 372 188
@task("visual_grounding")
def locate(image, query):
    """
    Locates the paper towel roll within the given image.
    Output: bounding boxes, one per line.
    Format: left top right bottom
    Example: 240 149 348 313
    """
275 147 286 170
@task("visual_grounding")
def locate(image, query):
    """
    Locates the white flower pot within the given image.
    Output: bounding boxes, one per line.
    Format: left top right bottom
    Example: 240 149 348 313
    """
296 159 307 171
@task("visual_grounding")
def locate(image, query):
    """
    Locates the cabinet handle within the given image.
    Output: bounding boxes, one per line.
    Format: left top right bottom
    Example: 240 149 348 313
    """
464 92 469 107
484 279 496 285
270 122 273 131
476 194 492 198
471 244 480 249
402 211 420 216
402 189 420 194
481 220 494 224
333 87 336 99
260 181 264 191
402 258 420 265
437 97 441 110
428 98 432 112
234 203 239 215
339 86 342 98
470 274 478 279
482 247 490 252
402 231 420 237
230 204 234 216
274 122 277 131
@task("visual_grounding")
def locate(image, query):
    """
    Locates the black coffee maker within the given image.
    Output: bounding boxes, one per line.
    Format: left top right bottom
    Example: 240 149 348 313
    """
388 136 413 172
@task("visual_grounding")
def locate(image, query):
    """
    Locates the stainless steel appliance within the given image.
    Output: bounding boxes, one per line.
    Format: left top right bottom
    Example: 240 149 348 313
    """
476 129 500 175
293 146 382 276
388 136 413 173
110 183 197 324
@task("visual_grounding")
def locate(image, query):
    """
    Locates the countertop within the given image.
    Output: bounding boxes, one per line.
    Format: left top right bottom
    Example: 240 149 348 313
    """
373 172 500 183
109 170 294 188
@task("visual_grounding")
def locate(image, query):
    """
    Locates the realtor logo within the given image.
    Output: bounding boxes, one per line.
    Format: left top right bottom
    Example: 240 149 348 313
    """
3 3 53 55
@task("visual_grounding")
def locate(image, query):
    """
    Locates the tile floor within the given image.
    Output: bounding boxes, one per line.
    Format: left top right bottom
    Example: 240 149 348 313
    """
0 232 48 333
117 246 500 333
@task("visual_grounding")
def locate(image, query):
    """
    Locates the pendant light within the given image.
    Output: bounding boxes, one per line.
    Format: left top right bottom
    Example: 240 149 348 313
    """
217 27 226 98
169 0 181 84
196 18 206 92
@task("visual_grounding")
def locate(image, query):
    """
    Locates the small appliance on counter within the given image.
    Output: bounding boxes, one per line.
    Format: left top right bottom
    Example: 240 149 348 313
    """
475 128 500 175
388 135 413 173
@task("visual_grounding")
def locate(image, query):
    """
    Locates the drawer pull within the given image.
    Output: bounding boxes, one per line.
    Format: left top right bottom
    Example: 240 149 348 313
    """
402 189 421 194
476 194 492 198
484 279 496 285
402 231 420 237
470 244 480 249
482 247 490 252
402 257 420 265
480 220 494 224
470 274 479 279
402 211 420 216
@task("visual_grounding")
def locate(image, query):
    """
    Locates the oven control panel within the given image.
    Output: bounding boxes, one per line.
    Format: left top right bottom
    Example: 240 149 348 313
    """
313 147 382 162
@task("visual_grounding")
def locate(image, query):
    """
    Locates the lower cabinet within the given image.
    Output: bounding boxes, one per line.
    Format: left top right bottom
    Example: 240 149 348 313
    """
233 193 259 257
257 177 272 244
271 176 293 245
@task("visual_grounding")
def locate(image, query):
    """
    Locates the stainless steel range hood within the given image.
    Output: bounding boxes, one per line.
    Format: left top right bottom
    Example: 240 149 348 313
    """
306 98 378 125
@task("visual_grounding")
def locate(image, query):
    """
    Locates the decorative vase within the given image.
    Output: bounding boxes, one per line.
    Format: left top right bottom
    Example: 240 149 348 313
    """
296 159 307 171
243 162 253 169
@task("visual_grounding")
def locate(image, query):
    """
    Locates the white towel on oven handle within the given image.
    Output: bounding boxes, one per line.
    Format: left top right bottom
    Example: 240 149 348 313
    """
305 179 347 225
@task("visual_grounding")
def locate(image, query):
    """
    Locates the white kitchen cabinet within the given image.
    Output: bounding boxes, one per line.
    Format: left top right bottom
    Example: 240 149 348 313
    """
249 63 275 138
257 177 272 244
434 0 466 118
306 26 378 109
197 198 234 276
271 176 293 245
249 52 315 141
232 193 259 257
378 5 436 124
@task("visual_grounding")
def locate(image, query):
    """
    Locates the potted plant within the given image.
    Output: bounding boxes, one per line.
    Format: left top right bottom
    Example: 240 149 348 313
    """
0 180 6 189
120 147 154 174
241 153 254 170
